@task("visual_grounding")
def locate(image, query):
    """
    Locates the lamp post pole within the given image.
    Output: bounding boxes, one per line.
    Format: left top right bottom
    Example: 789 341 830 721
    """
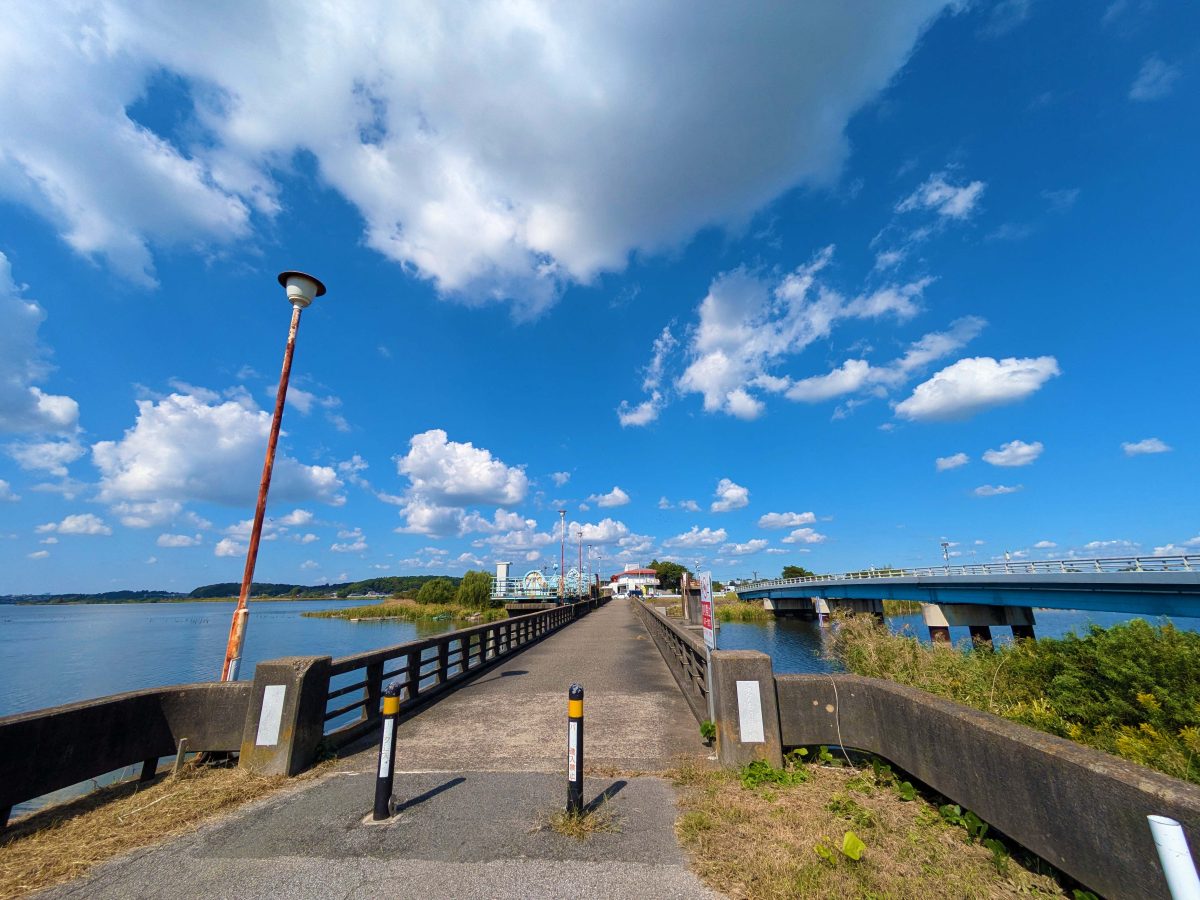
577 529 583 599
558 509 566 601
220 271 327 682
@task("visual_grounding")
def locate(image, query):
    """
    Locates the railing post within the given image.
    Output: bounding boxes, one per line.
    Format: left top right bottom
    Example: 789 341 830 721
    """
437 640 450 685
365 660 384 726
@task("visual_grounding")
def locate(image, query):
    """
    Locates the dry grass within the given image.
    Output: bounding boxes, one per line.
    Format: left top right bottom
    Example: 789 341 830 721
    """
0 762 311 899
544 802 621 841
671 759 1066 899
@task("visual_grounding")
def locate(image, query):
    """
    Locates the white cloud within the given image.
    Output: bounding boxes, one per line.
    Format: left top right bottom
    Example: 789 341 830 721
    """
936 452 969 471
1130 55 1181 101
300 559 319 570
676 250 939 418
550 472 571 487
897 171 986 220
214 537 245 557
1122 437 1171 456
785 360 872 402
93 390 344 508
618 327 679 427
721 539 769 556
1080 539 1139 555
296 533 319 544
1033 540 1057 549
461 509 535 534
157 533 202 548
983 440 1043 467
572 518 633 546
657 496 672 510
111 500 185 529
973 484 1022 497
280 508 314 527
758 511 816 529
664 526 727 548
781 527 827 544
331 539 368 553
1153 537 1200 556
895 356 1060 421
711 478 749 513
39 513 113 535
0 3 951 313
679 499 700 513
28 550 49 560
0 480 18 502
6 438 86 477
588 486 630 508
0 253 79 434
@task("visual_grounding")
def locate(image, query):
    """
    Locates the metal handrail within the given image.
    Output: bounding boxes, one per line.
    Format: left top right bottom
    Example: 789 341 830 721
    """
737 555 1200 592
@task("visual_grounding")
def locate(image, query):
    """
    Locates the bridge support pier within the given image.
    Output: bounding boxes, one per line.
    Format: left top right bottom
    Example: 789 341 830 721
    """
922 604 1036 645
815 597 830 627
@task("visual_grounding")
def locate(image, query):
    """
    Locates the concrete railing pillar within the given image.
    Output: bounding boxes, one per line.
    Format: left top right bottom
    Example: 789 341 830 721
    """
239 655 332 777
711 650 783 769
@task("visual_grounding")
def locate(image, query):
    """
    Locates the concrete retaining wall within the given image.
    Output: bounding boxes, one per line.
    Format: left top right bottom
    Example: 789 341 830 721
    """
0 681 250 816
776 673 1200 899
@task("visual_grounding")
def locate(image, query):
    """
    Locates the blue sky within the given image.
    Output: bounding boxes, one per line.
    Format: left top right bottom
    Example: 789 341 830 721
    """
0 1 1197 593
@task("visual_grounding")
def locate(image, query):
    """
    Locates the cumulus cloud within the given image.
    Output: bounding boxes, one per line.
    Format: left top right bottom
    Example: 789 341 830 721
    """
0 3 950 313
0 253 79 434
895 356 1060 421
1033 540 1057 549
1130 55 1181 101
781 527 827 544
664 526 727 548
392 429 528 536
758 511 816 529
711 478 749 513
974 484 1022 497
550 472 571 487
157 533 202 548
1122 438 1171 456
897 171 986 220
0 480 19 502
93 390 344 510
7 438 86 477
39 513 112 535
588 486 630 508
722 539 769 556
676 250 939 418
279 508 314 527
983 440 1043 467
214 537 245 557
936 452 969 471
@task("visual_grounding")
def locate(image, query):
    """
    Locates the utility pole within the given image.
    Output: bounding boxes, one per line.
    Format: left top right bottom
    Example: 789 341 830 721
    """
558 509 567 601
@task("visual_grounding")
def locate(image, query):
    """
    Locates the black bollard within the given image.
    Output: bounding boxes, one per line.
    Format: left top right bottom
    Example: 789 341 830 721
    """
372 681 401 821
567 683 584 814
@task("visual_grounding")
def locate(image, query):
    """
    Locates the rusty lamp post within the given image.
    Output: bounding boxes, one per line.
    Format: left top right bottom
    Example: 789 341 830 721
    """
220 270 327 681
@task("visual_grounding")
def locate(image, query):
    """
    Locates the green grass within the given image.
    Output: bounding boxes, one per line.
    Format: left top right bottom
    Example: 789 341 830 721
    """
832 614 1200 785
302 599 507 624
882 599 924 615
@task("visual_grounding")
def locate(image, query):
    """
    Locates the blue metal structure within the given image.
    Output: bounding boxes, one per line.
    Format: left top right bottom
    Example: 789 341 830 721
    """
735 555 1200 617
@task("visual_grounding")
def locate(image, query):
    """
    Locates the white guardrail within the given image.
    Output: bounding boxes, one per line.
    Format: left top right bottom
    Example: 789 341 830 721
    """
738 555 1200 592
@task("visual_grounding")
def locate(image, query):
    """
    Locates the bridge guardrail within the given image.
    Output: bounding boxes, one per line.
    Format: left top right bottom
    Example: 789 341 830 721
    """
0 681 250 826
738 554 1200 592
322 598 605 748
630 600 709 722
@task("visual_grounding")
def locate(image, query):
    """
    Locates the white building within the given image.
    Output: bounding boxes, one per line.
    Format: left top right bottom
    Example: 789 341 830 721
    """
610 566 660 597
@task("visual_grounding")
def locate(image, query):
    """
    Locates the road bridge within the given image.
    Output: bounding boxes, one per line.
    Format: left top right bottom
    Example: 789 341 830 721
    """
735 554 1200 642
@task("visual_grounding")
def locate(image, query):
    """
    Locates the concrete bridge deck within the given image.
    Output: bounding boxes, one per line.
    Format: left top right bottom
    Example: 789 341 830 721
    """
42 599 716 899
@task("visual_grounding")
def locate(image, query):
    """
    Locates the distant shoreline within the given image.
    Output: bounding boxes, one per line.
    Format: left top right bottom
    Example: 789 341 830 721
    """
1 596 371 607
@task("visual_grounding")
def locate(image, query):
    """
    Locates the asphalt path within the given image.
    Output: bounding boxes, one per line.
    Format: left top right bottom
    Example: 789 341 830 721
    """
41 599 718 899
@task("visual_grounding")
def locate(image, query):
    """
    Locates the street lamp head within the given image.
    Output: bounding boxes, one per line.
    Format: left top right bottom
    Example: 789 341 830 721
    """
277 271 327 309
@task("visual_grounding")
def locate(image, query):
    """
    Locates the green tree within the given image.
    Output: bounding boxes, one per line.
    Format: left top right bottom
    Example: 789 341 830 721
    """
455 570 494 608
647 559 691 592
416 577 457 605
781 565 815 579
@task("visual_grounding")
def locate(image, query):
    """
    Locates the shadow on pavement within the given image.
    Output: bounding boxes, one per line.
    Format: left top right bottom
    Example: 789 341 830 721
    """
393 776 467 814
586 779 627 813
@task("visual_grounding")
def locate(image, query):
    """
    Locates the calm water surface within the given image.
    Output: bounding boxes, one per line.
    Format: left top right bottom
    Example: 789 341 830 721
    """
0 600 457 718
716 608 1200 674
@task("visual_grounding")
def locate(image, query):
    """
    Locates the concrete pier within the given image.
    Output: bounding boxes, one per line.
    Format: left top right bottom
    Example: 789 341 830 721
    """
921 603 1036 644
42 599 713 900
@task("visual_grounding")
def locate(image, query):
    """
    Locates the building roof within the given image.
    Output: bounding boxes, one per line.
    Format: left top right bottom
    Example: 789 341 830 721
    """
616 568 658 576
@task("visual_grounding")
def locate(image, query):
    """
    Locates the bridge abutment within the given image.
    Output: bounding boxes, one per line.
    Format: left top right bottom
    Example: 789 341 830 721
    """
921 603 1036 644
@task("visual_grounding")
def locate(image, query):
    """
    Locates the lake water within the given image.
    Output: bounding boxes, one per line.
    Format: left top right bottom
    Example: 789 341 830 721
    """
0 599 458 719
715 608 1200 674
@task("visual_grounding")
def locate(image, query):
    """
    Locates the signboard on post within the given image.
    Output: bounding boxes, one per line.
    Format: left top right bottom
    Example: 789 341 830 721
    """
700 572 715 649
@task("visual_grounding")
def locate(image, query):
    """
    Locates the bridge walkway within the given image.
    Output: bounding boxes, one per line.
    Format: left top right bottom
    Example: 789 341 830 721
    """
44 598 717 899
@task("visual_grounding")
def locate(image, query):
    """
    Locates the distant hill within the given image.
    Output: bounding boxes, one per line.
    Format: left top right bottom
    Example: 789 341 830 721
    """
0 574 465 605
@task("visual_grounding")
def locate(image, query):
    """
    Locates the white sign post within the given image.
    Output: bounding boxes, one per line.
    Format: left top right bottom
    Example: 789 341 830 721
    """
700 572 716 725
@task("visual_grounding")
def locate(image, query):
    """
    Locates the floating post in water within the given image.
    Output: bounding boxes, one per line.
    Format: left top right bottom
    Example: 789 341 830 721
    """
567 683 584 814
373 681 401 821
1149 815 1200 899
221 271 327 682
